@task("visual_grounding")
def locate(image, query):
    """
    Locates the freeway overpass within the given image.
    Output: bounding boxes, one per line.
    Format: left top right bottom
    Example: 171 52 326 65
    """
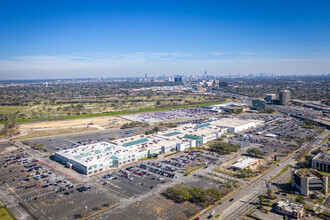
271 105 330 129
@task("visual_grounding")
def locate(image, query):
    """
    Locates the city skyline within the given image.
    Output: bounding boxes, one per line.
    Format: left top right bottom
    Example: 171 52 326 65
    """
1 0 329 79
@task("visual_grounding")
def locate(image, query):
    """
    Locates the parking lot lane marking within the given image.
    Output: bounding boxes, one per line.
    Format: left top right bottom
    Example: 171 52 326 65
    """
78 202 121 220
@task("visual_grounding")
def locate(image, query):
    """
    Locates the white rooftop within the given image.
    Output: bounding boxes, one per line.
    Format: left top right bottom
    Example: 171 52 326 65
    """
232 156 259 169
277 200 304 213
211 118 262 128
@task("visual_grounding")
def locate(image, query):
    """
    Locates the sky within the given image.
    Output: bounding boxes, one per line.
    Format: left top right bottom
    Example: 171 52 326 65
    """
0 0 329 79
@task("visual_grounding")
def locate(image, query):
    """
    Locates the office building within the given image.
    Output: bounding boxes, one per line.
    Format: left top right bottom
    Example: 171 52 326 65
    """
291 169 328 196
276 201 304 219
174 76 182 82
279 90 290 105
252 99 266 111
312 153 330 172
265 94 276 102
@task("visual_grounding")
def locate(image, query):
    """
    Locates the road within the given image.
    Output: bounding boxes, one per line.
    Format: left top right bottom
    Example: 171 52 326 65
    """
199 132 328 220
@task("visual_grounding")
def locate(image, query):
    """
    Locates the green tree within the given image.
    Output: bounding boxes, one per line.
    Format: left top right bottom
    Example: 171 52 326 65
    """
246 148 265 158
210 141 241 155
295 195 305 204
267 189 273 198
321 187 327 195
258 195 264 205
241 168 254 177
295 139 305 147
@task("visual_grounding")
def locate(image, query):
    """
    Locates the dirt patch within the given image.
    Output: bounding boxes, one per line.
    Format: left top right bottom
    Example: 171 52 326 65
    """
19 116 129 129
0 145 18 154
139 194 200 219
16 127 98 139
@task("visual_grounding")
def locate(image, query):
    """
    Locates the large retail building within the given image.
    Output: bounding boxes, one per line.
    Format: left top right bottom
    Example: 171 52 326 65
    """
53 118 262 175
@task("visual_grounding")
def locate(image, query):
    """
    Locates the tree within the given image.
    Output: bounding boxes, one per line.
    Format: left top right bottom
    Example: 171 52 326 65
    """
246 148 265 158
321 187 327 195
258 195 264 205
267 189 273 198
295 195 305 204
302 155 313 168
241 168 254 178
210 141 241 155
295 139 305 147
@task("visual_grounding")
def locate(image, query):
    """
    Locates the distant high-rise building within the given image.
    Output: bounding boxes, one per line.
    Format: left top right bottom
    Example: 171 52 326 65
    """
279 90 290 105
174 76 182 82
266 94 276 102
145 74 148 78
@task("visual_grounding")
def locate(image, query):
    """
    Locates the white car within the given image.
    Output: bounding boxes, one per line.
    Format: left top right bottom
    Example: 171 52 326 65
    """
210 210 215 215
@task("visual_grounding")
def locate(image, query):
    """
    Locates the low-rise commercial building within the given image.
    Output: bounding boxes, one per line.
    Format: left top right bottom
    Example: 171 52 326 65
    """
53 118 262 175
291 169 328 196
211 118 263 133
231 156 260 170
276 200 304 219
312 152 330 173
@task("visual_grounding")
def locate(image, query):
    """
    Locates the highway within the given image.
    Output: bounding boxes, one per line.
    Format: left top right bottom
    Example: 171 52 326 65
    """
199 134 327 220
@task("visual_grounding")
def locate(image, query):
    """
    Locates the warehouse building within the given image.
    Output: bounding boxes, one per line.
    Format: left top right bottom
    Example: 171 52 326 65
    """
291 169 328 196
53 118 260 175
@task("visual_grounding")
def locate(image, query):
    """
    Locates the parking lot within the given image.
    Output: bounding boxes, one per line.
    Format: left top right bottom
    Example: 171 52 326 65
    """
25 127 143 153
227 118 319 161
0 145 118 220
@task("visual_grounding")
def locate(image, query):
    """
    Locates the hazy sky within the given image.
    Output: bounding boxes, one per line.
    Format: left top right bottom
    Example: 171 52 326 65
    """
0 0 329 79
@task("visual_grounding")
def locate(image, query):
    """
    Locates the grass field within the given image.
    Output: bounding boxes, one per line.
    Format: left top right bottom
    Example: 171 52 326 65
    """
0 106 23 114
0 204 15 220
1 101 226 124
184 165 206 175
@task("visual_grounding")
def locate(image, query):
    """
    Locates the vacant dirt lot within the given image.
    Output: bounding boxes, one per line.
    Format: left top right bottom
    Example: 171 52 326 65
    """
19 116 129 129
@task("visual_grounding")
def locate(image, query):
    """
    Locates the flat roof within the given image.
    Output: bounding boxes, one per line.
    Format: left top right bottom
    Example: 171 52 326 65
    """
294 169 325 179
194 123 211 129
123 138 148 147
211 118 262 128
163 132 181 137
232 156 259 169
55 118 262 168
184 134 201 140
313 152 330 162
277 201 304 213
55 142 135 167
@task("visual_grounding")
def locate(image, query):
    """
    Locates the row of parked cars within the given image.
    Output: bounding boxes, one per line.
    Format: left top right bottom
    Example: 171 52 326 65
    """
148 162 177 172
139 164 175 178
162 160 185 167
